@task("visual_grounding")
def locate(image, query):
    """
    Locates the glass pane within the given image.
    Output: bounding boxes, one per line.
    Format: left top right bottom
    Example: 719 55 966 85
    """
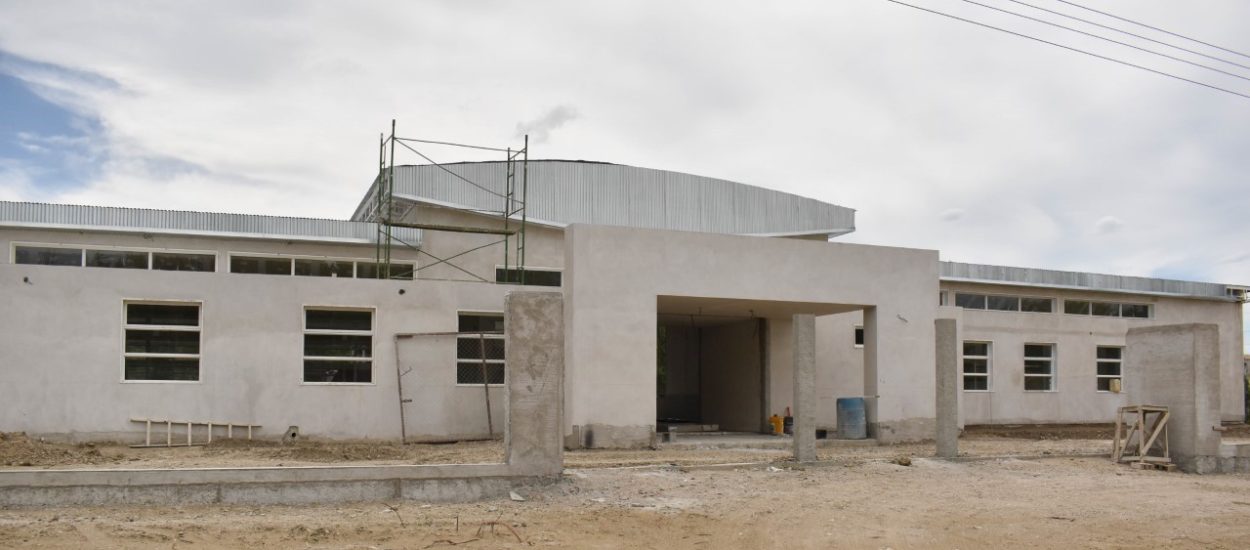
303 360 372 383
954 293 986 309
457 337 505 360
854 328 864 346
963 376 988 391
152 253 215 272
1024 344 1052 358
357 262 414 280
963 358 988 374
459 314 504 333
15 246 81 266
1096 346 1122 360
294 259 354 278
1064 300 1090 315
496 268 561 287
1091 302 1120 317
304 334 372 358
1020 297 1053 313
1097 378 1117 392
230 256 291 275
306 309 372 331
126 330 200 354
1097 362 1121 376
457 362 506 385
1121 304 1150 318
1024 360 1052 375
986 296 1019 311
127 304 199 326
86 249 147 269
1024 377 1052 391
963 342 988 356
125 357 199 381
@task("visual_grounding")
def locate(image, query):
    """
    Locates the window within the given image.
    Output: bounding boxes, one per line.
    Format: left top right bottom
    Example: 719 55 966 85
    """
15 245 83 266
854 326 864 348
295 258 354 278
357 262 415 280
496 267 562 287
457 313 505 385
124 302 201 381
1096 346 1123 392
1023 343 1055 391
152 252 215 272
231 255 293 275
955 292 1052 313
962 341 991 391
86 249 148 269
303 308 373 383
1064 300 1150 318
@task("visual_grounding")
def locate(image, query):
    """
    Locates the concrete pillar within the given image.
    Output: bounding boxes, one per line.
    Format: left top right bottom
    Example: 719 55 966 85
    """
793 313 817 462
1125 323 1223 473
934 318 958 458
503 291 564 476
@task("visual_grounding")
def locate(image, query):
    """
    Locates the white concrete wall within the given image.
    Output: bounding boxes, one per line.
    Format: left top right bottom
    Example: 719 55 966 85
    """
564 224 940 446
942 281 1245 424
400 206 565 283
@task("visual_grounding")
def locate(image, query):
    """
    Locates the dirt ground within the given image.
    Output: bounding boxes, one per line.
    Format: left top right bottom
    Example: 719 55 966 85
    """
4 426 1250 548
3 456 1250 549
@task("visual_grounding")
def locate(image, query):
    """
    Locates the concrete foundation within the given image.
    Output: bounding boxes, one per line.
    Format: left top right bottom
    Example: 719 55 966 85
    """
1125 323 1248 473
793 314 817 462
935 318 959 458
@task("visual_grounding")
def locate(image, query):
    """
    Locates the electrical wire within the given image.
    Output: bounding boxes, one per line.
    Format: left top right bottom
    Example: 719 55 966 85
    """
957 0 1250 83
1054 0 1250 61
880 0 1250 100
1003 0 1250 72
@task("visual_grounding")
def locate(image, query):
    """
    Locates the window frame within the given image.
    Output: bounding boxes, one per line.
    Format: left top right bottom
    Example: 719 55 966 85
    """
301 306 375 385
493 265 563 287
853 325 864 348
14 241 219 272
456 310 506 387
228 252 415 280
120 299 204 384
1023 342 1057 392
953 291 1054 314
962 341 992 392
1063 299 1152 319
1095 345 1123 393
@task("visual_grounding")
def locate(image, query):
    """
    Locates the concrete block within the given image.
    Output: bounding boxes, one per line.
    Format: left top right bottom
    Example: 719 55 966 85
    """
793 314 817 462
1125 323 1223 473
503 291 565 476
934 318 958 458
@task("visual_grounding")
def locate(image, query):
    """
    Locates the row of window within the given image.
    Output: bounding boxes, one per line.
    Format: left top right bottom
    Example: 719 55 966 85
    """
124 302 506 385
961 341 1123 393
951 292 1151 318
15 244 563 286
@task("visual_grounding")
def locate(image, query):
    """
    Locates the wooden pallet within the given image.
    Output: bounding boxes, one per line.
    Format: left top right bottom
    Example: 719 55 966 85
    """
130 417 261 448
1130 461 1177 472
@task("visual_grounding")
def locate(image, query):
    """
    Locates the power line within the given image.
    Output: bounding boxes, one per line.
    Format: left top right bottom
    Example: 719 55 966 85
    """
1003 0 1250 72
1055 0 1250 61
956 0 1250 83
880 0 1250 100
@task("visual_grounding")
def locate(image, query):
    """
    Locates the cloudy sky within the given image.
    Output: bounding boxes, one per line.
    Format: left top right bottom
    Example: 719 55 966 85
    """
0 1 1246 348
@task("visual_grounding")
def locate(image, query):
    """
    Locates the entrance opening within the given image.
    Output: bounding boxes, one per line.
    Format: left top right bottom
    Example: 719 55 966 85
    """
657 313 765 434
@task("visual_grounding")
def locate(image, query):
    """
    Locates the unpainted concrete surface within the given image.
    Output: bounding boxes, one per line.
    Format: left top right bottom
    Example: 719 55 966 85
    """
935 318 959 458
792 314 817 462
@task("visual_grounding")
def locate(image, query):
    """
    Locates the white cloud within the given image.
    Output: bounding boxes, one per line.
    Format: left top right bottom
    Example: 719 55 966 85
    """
1093 216 1125 235
939 208 965 222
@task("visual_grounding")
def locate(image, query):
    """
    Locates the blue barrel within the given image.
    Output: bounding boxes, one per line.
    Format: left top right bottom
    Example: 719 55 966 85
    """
836 397 867 440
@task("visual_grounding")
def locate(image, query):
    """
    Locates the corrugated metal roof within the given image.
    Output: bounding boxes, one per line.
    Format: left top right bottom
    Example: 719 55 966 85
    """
941 261 1236 300
0 201 421 245
351 161 856 237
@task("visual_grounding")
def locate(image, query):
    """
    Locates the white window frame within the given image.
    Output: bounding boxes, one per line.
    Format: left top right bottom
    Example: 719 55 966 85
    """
456 310 506 387
962 341 992 392
301 306 375 386
1096 345 1123 393
1023 343 1056 392
953 291 1054 314
13 241 219 272
228 252 415 279
121 299 203 384
1063 300 1152 319
853 325 864 348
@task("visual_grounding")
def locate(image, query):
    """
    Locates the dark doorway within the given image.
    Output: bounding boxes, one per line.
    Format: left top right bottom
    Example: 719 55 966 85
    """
657 315 764 433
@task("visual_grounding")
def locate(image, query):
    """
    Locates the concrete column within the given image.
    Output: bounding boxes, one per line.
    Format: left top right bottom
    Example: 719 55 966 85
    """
934 318 958 458
503 291 564 476
792 313 817 462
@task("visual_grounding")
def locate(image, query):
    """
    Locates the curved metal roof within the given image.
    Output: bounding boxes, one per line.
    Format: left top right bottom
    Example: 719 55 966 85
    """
351 160 855 238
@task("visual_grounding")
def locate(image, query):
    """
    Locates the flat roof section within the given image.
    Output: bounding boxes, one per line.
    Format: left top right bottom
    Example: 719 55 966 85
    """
941 261 1239 301
0 201 421 246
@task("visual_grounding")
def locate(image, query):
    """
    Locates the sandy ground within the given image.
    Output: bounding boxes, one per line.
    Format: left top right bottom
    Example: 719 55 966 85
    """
3 455 1250 549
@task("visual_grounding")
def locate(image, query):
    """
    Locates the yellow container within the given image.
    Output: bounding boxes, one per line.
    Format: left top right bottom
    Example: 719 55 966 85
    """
769 414 784 435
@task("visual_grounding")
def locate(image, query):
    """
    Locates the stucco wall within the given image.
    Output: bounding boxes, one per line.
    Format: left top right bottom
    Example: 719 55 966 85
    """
564 224 940 446
399 206 565 283
941 281 1244 424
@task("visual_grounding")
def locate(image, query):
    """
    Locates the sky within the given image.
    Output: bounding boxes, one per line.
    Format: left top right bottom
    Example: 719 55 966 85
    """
0 1 1246 349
